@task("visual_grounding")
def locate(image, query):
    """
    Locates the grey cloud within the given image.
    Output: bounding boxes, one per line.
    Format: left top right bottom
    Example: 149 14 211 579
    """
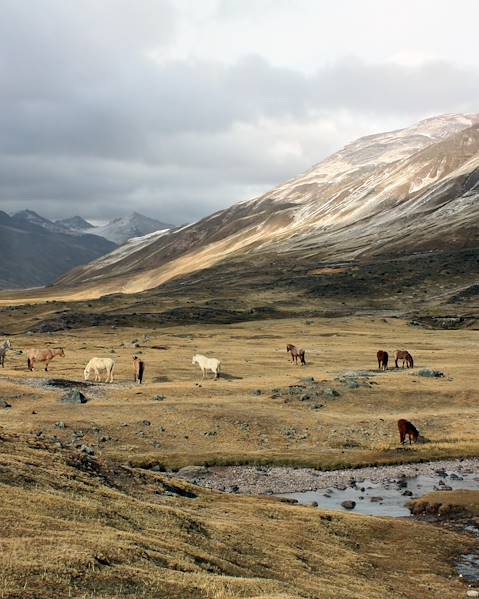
0 1 478 223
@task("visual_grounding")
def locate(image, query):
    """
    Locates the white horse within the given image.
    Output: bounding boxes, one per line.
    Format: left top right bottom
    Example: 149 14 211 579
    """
192 354 221 379
0 339 12 368
84 357 115 383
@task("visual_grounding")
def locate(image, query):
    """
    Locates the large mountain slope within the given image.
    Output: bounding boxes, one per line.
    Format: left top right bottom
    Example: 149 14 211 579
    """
0 213 116 289
56 113 479 298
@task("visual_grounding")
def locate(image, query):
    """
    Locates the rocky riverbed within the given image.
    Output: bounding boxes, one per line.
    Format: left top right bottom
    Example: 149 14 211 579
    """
172 458 479 500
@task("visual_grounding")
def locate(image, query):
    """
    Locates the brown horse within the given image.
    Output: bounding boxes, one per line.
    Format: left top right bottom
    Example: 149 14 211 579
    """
395 350 414 368
398 419 419 444
133 356 145 384
287 344 306 366
27 347 65 371
377 350 388 370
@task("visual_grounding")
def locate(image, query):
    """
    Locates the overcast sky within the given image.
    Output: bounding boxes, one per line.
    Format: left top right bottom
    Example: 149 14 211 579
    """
1 0 478 224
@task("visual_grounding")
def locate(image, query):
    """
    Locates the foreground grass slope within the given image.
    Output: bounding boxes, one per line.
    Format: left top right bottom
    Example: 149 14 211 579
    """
0 432 473 599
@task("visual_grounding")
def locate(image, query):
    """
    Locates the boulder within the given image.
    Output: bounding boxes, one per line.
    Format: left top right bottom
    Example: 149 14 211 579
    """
177 465 208 477
418 369 445 378
61 389 87 404
341 500 356 510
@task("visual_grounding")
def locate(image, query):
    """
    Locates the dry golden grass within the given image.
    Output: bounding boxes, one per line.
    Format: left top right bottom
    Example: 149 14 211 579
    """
0 314 478 597
410 490 479 517
0 316 478 469
0 432 474 599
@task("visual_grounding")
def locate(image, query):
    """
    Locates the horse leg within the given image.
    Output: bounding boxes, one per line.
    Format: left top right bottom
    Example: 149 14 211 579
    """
44 360 49 372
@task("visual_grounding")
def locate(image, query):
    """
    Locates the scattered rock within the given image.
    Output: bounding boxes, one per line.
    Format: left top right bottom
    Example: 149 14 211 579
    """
0 399 12 409
418 369 445 378
142 420 151 426
61 389 87 404
251 389 262 396
54 421 66 429
466 591 479 598
341 500 356 510
80 445 94 455
370 496 383 502
153 394 166 401
324 388 340 398
178 465 208 477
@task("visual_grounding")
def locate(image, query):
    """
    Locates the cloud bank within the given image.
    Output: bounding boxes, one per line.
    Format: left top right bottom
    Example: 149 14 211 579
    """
1 0 478 222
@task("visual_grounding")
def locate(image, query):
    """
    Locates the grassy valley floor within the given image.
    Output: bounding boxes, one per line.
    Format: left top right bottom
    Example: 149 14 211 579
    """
0 314 478 597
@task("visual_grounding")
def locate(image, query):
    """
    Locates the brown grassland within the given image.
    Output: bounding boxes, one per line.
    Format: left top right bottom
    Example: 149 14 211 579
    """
0 310 478 598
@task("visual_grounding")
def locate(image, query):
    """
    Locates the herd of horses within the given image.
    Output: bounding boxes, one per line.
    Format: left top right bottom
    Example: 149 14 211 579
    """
0 338 421 444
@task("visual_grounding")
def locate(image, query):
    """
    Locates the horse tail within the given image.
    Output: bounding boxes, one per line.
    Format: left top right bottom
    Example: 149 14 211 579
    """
409 355 414 368
27 357 32 370
139 361 145 383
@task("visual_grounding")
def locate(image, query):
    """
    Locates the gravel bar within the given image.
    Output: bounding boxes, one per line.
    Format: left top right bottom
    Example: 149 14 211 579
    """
172 458 479 495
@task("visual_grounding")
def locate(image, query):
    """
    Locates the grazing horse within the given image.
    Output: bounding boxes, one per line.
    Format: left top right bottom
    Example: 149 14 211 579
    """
84 357 115 383
192 354 221 379
398 419 420 445
133 356 145 384
286 344 306 366
377 350 388 371
0 339 12 367
395 350 414 369
27 347 64 371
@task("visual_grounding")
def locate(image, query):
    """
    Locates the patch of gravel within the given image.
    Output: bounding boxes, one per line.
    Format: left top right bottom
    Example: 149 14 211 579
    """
171 458 479 496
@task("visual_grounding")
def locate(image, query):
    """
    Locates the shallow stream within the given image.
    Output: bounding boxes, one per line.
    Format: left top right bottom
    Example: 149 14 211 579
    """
278 469 479 517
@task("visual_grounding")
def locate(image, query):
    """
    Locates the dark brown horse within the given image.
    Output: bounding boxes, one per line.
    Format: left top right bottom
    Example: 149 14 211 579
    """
395 350 414 368
377 350 388 370
286 344 306 366
398 419 419 444
133 356 145 384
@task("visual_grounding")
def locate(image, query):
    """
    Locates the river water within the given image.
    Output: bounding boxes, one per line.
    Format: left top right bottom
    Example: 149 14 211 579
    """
278 470 479 517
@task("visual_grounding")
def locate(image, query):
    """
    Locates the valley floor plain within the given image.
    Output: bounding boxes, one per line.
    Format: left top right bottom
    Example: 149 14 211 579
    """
0 312 478 597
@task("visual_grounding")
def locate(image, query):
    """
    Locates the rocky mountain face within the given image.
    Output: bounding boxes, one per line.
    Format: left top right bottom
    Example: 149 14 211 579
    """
0 212 116 289
56 216 94 231
88 212 173 245
55 113 479 299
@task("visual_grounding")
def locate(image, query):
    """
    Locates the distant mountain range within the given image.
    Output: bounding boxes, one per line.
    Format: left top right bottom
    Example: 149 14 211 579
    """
85 212 173 245
55 113 479 299
0 211 173 289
